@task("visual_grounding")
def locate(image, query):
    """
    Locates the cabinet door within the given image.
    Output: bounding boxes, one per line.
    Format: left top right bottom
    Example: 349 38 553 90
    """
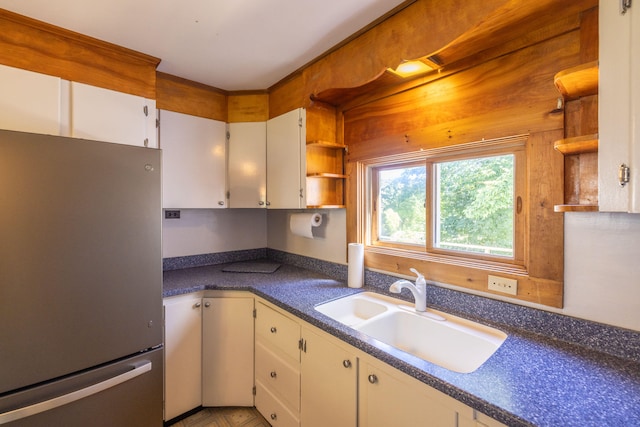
599 2 640 212
266 108 306 209
300 326 357 427
163 296 202 421
0 64 62 135
202 296 255 407
359 357 457 427
70 82 156 147
228 122 267 208
160 110 227 208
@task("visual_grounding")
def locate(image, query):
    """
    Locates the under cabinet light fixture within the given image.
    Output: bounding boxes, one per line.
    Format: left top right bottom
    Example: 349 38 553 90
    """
388 57 439 78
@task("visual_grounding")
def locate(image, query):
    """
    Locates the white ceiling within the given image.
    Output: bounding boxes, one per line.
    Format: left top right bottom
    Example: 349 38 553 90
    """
0 0 407 91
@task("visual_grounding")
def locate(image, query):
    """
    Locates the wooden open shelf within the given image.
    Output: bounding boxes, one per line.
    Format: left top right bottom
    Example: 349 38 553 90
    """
554 204 599 212
307 173 347 179
553 61 598 100
305 139 346 208
307 140 345 149
554 134 598 155
553 59 599 213
306 175 346 208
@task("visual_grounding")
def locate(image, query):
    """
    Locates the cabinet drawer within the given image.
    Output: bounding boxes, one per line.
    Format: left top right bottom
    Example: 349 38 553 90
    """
256 341 300 411
256 381 299 427
256 302 300 361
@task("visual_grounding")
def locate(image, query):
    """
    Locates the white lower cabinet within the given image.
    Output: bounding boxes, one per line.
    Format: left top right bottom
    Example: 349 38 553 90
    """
166 294 505 426
163 294 203 421
254 297 506 427
164 292 255 421
202 295 255 407
360 355 459 427
300 326 357 427
254 301 301 427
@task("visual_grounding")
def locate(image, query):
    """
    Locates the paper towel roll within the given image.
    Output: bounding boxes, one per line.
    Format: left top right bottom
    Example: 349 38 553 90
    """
290 213 323 238
348 243 364 288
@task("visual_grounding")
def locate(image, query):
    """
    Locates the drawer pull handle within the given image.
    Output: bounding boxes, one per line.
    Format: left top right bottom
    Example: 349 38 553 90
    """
270 371 277 378
368 374 378 384
270 413 277 420
342 359 352 368
270 327 277 333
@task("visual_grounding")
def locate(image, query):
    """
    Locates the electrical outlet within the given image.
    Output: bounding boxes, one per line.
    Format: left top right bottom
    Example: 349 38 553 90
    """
488 275 518 295
165 210 181 219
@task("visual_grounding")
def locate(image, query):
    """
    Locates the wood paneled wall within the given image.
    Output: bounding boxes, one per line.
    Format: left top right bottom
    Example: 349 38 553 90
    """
0 9 159 99
323 2 596 308
156 72 227 121
228 93 269 123
268 0 598 117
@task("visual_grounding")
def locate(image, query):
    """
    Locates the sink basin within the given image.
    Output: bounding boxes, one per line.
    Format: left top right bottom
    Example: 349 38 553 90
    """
314 292 388 326
315 292 507 373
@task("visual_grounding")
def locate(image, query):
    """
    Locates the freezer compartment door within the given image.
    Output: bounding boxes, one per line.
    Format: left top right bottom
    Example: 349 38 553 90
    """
0 347 163 427
0 130 162 393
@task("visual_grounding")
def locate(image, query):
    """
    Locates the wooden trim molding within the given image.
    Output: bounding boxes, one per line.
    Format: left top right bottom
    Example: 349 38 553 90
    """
0 9 159 99
156 72 227 121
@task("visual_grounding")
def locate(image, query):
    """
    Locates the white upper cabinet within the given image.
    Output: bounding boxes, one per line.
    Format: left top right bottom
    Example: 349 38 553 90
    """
228 121 267 208
70 82 157 148
160 109 227 209
266 108 306 209
599 1 640 212
0 64 62 135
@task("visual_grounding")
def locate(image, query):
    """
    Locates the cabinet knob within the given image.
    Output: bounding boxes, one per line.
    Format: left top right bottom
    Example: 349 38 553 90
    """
342 359 352 368
368 374 378 384
194 302 201 308
218 201 225 206
258 201 265 206
266 201 271 206
204 301 211 308
270 413 277 420
270 326 277 333
270 371 277 378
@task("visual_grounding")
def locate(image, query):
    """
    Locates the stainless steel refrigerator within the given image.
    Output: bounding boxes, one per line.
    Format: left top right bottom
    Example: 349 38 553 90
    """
0 130 163 426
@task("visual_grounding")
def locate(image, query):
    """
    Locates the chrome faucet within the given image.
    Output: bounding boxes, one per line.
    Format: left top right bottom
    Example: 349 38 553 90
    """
389 268 427 312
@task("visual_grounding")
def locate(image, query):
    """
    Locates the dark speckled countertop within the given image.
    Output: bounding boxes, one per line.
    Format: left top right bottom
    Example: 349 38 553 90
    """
163 258 640 427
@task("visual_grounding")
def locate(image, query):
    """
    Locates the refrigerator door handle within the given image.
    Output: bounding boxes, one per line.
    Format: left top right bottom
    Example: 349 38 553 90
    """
0 361 152 424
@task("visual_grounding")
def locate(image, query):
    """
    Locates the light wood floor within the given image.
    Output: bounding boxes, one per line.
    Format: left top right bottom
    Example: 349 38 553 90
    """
168 407 270 427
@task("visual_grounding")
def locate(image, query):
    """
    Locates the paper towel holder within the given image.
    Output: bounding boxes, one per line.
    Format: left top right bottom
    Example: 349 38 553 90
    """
289 212 325 238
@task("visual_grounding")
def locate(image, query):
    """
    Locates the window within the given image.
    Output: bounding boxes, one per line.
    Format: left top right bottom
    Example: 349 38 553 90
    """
434 154 514 258
363 136 525 268
373 163 426 247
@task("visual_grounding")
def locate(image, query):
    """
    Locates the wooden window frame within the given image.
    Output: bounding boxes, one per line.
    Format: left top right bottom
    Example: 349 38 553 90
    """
362 135 526 271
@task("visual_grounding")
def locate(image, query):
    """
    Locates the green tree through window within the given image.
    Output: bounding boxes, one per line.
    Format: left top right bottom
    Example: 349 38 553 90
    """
375 154 514 257
378 165 426 245
436 155 514 257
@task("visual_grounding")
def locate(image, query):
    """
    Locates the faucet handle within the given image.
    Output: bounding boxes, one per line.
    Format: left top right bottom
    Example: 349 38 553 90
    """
409 268 426 286
409 268 423 279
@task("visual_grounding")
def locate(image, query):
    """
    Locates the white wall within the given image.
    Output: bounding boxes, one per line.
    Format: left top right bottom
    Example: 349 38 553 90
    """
266 209 347 264
162 207 640 332
162 209 267 258
563 212 640 331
